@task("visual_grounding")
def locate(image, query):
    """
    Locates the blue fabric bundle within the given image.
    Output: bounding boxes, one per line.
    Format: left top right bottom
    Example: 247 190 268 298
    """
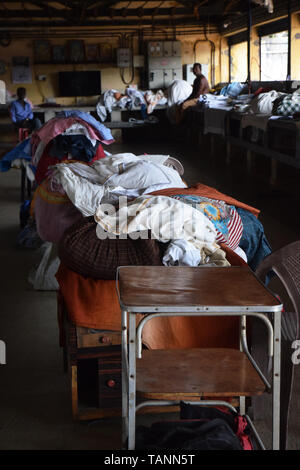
0 138 31 172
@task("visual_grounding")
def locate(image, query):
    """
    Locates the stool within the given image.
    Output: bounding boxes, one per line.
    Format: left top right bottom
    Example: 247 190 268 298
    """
117 265 282 450
18 127 30 142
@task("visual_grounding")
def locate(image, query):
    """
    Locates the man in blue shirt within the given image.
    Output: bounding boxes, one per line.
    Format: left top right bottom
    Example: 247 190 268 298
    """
10 87 41 131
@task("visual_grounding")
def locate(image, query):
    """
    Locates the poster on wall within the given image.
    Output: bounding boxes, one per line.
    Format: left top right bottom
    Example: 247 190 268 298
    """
85 44 99 62
34 39 51 63
99 43 113 63
53 45 66 63
11 57 32 84
69 40 85 63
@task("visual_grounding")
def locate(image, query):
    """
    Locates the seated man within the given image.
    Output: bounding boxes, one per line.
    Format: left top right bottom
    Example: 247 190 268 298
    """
181 63 210 110
175 63 210 124
10 87 41 131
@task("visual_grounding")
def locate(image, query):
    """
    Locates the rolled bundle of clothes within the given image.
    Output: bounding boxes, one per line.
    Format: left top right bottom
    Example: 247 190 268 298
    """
96 86 167 122
30 111 114 247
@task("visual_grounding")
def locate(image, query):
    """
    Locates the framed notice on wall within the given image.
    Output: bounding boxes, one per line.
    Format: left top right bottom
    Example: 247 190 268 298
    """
99 43 113 63
11 56 32 84
34 39 51 63
52 45 66 63
85 44 99 62
69 40 85 63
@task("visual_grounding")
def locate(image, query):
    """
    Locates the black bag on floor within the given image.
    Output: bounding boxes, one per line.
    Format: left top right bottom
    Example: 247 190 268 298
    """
180 402 253 450
136 418 243 450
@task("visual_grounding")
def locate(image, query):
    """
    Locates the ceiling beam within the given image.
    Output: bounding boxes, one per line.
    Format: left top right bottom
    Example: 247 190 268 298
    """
85 0 120 9
0 9 68 18
0 16 220 27
1 7 224 17
0 5 225 17
26 1 65 15
52 1 77 8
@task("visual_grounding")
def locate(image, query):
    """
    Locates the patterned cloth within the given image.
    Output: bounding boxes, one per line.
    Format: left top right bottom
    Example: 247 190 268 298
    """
58 217 162 280
275 92 300 116
171 194 243 250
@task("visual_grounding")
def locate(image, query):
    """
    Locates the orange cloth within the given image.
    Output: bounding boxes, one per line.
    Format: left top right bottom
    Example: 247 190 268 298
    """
150 183 260 218
56 263 122 331
56 245 246 350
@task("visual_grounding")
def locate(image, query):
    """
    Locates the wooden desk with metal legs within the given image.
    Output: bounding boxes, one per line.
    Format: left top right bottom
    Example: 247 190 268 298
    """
117 266 282 450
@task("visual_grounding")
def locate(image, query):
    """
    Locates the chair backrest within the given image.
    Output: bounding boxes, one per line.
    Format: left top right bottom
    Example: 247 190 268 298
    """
255 240 300 337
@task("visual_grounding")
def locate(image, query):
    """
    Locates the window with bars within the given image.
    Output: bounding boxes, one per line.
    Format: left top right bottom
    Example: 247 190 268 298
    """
230 41 248 82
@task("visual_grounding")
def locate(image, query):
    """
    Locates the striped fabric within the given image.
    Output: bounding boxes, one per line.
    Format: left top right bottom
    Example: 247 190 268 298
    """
171 194 243 250
218 206 244 250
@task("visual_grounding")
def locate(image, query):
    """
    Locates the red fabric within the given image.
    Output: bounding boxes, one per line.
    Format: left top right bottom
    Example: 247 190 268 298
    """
236 415 253 450
212 407 253 450
253 86 272 97
220 244 247 266
35 141 106 185
32 116 113 151
94 142 106 160
18 128 30 142
35 144 68 185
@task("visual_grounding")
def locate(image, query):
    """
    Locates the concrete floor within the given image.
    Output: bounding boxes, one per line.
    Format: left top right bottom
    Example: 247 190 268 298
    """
0 129 299 450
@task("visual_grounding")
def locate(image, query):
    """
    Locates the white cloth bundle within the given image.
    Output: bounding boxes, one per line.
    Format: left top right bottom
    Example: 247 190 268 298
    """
167 79 193 106
51 153 186 216
249 90 286 115
95 195 219 264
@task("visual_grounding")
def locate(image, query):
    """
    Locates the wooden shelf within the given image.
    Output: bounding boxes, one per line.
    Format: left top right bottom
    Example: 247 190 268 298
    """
136 348 266 400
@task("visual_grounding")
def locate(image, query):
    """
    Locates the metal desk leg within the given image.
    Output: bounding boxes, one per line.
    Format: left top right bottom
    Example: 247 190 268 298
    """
128 312 137 450
273 310 281 450
239 315 246 416
121 309 128 447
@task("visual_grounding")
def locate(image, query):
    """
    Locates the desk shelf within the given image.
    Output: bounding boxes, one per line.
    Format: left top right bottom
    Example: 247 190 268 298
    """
136 348 266 400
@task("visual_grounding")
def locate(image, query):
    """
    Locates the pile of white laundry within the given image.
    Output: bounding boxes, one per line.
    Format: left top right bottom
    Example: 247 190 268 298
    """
96 87 167 122
51 153 186 216
50 152 231 267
